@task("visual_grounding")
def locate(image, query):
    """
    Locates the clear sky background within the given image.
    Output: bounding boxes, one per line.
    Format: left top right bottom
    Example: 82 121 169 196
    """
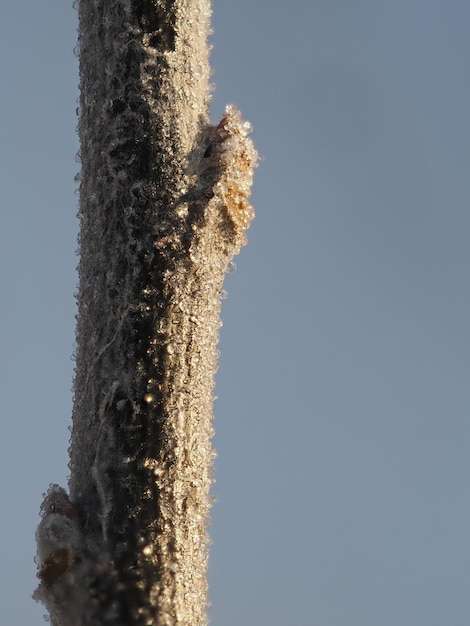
1 1 470 624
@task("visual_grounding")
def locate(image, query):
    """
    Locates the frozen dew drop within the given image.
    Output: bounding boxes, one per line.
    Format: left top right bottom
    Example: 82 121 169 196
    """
143 545 154 556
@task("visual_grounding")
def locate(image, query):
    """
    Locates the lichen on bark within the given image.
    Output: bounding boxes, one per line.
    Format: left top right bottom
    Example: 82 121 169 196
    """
34 1 257 625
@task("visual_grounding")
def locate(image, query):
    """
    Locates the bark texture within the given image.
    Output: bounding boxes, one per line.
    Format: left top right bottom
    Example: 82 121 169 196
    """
34 1 257 624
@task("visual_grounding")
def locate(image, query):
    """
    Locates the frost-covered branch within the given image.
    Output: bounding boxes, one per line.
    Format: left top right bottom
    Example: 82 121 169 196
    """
34 1 257 624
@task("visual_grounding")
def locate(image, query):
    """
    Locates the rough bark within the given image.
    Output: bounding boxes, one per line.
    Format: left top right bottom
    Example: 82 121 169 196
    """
34 1 257 624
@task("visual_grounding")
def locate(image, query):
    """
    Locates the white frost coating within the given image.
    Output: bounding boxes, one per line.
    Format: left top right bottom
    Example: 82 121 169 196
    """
36 1 257 625
209 104 258 242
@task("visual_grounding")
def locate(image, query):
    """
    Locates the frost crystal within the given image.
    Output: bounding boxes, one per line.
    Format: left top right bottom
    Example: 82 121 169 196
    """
206 105 258 245
36 485 80 578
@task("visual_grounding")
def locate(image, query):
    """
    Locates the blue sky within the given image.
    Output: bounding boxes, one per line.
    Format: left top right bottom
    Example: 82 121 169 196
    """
2 1 470 624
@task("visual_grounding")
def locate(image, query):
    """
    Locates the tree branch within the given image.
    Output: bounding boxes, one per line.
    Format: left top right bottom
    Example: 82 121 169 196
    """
34 1 257 624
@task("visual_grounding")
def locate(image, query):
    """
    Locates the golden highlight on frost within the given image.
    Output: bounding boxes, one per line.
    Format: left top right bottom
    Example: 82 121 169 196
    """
209 105 258 236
